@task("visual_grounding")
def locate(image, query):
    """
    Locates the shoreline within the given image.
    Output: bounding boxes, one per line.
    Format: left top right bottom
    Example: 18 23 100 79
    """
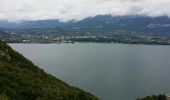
7 41 170 46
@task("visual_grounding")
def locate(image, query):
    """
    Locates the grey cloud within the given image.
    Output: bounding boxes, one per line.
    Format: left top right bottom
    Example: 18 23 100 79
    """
0 0 169 21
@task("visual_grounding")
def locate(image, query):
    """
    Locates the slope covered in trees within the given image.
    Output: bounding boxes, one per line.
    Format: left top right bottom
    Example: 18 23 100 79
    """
137 95 166 100
0 40 98 100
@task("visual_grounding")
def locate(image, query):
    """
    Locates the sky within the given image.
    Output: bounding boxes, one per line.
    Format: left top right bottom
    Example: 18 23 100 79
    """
0 0 170 21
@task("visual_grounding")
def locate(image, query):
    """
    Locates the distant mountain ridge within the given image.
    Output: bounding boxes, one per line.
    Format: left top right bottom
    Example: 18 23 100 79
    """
0 15 170 28
0 20 66 29
1 15 170 35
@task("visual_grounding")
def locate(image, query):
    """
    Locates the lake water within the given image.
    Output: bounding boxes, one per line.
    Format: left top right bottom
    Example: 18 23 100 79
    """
10 43 170 100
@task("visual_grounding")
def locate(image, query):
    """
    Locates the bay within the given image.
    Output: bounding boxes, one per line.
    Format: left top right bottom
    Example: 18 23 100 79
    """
9 43 170 100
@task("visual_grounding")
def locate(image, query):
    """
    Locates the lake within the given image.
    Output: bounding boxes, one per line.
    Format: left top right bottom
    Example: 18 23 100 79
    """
9 43 170 100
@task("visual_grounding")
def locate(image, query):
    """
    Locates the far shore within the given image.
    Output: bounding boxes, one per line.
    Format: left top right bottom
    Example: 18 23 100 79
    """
7 41 170 46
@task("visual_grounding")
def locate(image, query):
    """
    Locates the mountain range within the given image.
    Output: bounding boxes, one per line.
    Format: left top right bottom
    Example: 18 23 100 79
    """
1 15 170 35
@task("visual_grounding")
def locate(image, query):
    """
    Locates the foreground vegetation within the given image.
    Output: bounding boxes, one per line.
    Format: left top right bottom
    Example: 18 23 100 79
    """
0 39 98 100
137 94 166 100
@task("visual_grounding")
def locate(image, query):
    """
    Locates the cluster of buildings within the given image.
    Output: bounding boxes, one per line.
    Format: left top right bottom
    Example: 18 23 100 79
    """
0 30 170 45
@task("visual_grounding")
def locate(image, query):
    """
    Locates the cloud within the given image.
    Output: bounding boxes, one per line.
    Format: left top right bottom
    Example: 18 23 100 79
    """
0 0 170 21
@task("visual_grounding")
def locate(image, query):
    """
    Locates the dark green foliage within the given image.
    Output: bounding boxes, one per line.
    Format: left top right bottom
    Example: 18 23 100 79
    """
0 40 98 100
137 95 166 100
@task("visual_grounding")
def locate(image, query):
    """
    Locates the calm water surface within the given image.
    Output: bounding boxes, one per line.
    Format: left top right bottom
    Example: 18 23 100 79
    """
10 43 170 100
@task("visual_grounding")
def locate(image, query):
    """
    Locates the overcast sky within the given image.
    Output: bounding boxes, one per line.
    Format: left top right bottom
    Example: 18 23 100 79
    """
0 0 170 21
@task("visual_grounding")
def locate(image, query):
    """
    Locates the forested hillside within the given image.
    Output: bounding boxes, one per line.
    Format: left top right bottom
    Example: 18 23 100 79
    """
0 40 98 100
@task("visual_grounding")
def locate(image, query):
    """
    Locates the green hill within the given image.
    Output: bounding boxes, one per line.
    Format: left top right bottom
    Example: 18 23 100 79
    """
0 40 98 100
